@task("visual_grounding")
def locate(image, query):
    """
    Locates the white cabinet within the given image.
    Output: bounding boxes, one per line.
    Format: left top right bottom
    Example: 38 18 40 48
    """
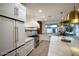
14 3 26 21
0 3 26 22
0 19 27 55
15 21 26 47
0 17 15 55
17 39 34 56
0 3 14 18
17 46 26 56
25 39 34 55
6 51 16 56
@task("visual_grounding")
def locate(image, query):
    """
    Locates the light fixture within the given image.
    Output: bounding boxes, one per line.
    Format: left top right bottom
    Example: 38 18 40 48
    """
66 3 79 24
60 16 70 24
77 9 79 11
43 16 45 18
38 9 42 13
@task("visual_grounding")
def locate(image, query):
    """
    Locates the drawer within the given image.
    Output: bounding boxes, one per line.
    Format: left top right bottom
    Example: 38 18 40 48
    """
6 51 16 56
17 40 34 56
25 43 34 55
25 40 34 46
17 45 27 56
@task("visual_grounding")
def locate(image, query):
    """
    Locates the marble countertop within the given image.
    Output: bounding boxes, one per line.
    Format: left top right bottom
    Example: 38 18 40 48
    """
48 36 79 56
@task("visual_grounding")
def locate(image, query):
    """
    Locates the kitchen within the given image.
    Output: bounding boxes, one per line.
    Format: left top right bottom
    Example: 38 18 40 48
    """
0 3 79 56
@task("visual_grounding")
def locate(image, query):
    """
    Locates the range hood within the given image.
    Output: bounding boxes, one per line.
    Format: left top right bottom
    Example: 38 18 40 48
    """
25 20 40 30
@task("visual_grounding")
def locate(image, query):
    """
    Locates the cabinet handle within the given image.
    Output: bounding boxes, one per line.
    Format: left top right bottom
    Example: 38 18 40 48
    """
16 27 19 42
14 26 19 54
13 27 16 48
13 27 17 48
17 27 19 42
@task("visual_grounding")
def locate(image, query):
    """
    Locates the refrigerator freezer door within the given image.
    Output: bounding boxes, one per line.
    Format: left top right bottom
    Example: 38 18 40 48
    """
0 17 15 55
15 21 26 47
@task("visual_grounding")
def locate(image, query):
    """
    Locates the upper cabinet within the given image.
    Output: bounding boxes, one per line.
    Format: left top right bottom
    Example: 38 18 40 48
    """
0 3 26 22
14 3 26 22
0 3 14 18
0 17 15 55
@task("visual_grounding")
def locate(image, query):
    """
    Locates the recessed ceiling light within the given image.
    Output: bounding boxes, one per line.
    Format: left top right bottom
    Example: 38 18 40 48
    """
38 9 42 13
77 9 79 11
61 17 64 19
43 16 45 18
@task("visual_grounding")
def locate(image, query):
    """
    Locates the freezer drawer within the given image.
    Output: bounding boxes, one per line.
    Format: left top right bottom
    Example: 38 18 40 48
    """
17 39 34 56
0 17 15 55
6 51 16 56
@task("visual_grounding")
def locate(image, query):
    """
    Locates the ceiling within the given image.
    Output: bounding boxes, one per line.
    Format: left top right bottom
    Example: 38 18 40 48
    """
22 3 79 23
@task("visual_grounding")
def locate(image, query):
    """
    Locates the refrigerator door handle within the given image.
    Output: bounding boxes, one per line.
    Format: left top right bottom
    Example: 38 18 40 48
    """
13 26 16 48
15 26 19 43
14 26 19 55
13 26 18 48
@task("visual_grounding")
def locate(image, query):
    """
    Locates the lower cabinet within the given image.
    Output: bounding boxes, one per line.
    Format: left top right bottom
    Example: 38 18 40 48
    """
5 39 34 56
6 51 16 56
25 40 34 55
17 39 34 56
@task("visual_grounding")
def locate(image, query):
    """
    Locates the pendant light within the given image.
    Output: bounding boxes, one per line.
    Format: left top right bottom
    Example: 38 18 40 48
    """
66 3 79 24
60 16 70 24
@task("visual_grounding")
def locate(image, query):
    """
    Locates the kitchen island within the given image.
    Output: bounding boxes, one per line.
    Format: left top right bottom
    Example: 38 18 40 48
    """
48 36 79 56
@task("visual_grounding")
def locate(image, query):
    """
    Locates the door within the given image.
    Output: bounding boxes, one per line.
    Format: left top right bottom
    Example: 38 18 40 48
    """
0 17 15 55
0 3 14 18
6 51 16 56
37 21 42 34
14 3 26 21
17 39 34 56
15 21 26 56
15 21 26 47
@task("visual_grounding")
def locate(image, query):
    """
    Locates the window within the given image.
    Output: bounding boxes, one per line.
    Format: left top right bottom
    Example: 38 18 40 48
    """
75 24 79 37
45 24 57 34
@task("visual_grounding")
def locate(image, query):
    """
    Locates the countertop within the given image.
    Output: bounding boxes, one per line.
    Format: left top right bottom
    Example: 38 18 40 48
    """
48 36 79 56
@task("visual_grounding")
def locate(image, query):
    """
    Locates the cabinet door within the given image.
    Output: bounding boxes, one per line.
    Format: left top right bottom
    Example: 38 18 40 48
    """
15 21 26 47
6 51 16 56
14 3 26 21
25 40 34 55
0 17 15 55
17 39 34 56
0 3 14 18
17 45 26 56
